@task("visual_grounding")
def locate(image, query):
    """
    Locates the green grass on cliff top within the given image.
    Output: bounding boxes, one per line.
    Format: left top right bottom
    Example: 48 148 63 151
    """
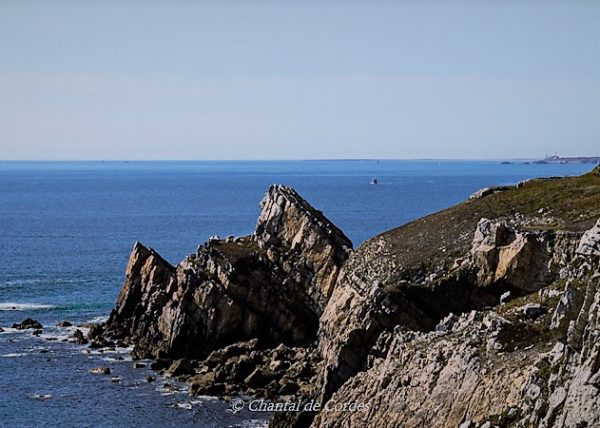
379 166 600 269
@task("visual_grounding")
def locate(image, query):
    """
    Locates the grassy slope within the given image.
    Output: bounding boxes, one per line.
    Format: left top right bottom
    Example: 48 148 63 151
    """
377 166 600 270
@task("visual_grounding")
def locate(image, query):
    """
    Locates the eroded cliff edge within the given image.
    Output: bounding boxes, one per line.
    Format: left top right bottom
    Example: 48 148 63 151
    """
96 165 600 428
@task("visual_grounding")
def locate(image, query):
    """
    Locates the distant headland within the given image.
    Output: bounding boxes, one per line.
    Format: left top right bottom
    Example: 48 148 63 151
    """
502 155 600 165
530 155 600 165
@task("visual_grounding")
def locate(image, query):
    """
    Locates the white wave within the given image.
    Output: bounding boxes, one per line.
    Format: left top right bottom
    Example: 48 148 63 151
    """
2 353 27 358
86 316 108 323
32 394 52 400
172 402 193 410
242 421 269 428
2 279 41 286
100 356 131 362
40 333 71 342
0 302 55 311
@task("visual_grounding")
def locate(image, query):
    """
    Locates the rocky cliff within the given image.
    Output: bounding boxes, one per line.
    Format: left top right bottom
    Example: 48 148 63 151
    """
97 168 600 428
100 184 351 360
309 168 600 428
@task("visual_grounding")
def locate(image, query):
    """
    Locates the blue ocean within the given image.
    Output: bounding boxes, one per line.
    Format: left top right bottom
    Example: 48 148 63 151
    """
0 160 592 427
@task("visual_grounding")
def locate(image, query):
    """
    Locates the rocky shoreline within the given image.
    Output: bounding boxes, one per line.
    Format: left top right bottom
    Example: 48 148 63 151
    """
11 165 600 427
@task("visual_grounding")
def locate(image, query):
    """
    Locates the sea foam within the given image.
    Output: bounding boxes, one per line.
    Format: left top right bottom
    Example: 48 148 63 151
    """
0 302 55 311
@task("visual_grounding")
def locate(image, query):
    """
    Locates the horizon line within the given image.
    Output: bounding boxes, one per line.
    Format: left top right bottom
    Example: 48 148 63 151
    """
2 157 595 163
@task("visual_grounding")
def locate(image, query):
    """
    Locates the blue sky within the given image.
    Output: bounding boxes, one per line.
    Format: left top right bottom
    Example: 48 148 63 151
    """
0 1 599 160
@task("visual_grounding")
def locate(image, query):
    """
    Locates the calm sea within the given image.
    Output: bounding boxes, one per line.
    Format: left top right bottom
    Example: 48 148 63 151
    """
0 160 592 427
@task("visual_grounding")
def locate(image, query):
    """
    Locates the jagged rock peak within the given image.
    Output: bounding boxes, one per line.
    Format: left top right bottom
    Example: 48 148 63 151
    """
255 184 352 251
255 185 352 300
108 241 177 334
126 241 174 276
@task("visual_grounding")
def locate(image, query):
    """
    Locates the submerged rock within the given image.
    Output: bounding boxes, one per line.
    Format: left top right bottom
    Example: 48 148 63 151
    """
71 329 88 345
12 318 43 330
89 367 111 375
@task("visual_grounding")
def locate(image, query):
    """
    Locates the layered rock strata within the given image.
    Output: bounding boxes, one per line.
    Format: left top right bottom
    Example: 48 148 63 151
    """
100 185 352 359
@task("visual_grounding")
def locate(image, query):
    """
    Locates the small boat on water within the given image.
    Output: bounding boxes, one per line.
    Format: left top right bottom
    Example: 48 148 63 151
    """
370 178 378 185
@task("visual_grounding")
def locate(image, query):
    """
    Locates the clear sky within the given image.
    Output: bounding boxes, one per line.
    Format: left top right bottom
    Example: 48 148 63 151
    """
0 1 599 160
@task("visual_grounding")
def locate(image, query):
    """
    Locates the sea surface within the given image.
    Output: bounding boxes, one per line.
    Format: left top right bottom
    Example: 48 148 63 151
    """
0 160 593 427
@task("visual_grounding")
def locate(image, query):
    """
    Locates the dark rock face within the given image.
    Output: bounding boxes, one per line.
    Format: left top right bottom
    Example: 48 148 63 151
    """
101 185 352 360
12 318 43 330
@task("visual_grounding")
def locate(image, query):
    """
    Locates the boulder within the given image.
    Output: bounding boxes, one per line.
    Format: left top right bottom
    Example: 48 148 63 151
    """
57 321 72 328
166 359 196 377
89 339 112 349
278 381 300 395
188 372 225 395
469 186 512 200
71 329 88 345
203 339 259 369
471 218 551 291
435 313 459 332
150 359 173 371
244 368 277 389
12 318 43 330
230 354 257 383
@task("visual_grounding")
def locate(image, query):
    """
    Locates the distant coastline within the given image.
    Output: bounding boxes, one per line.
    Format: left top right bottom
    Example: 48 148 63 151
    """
530 155 600 165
